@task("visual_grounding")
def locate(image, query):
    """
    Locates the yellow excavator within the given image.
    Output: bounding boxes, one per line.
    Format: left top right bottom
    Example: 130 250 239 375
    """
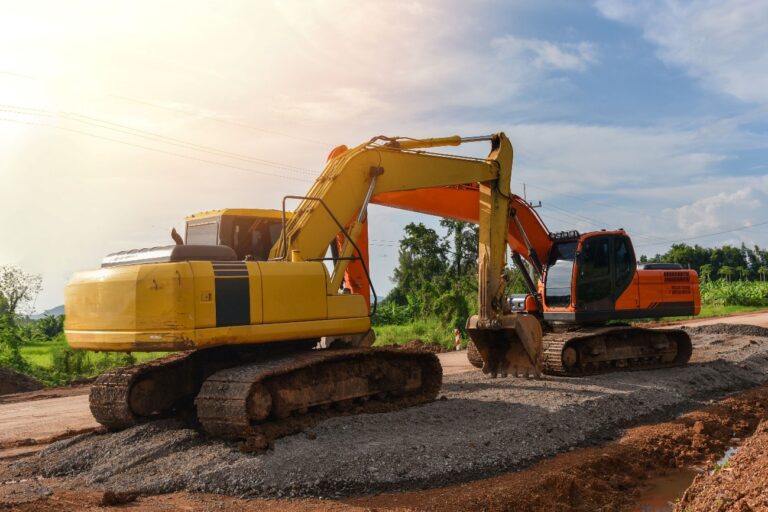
65 133 543 446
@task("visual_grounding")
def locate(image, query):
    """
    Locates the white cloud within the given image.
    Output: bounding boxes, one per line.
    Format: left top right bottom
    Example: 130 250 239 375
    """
492 36 598 72
595 0 768 104
666 187 762 235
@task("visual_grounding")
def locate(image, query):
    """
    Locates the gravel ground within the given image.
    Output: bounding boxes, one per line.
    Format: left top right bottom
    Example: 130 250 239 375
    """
7 324 768 499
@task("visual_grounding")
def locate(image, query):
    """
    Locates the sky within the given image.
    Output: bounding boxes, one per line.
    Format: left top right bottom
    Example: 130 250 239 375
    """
1 0 767 311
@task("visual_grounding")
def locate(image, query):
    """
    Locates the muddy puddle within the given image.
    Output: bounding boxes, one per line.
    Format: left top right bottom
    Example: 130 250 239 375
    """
629 468 698 512
629 443 741 512
712 445 739 472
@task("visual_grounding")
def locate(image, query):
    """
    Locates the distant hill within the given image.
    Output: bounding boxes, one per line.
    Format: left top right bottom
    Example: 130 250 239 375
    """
30 304 65 319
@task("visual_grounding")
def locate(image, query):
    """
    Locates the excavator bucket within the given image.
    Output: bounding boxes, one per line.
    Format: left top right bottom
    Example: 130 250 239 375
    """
466 314 543 378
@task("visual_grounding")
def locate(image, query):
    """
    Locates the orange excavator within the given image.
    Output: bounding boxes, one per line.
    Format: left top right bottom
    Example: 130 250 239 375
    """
343 185 700 376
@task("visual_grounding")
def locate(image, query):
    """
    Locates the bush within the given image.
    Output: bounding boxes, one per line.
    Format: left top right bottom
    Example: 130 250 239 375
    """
700 281 768 307
373 317 458 350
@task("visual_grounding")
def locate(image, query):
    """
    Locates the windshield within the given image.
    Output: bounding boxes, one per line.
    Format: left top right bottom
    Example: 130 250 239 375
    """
545 241 576 308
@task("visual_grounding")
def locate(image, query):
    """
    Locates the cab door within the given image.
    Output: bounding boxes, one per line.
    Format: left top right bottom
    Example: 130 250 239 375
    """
575 234 636 313
576 235 613 311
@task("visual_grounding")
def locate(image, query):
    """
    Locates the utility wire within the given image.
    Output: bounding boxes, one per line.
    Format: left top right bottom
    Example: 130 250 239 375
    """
524 182 671 224
640 219 768 247
542 203 671 244
0 116 316 183
111 95 331 147
0 104 319 178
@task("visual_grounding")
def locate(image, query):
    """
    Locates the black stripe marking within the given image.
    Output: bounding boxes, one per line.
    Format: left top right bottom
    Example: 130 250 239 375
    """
213 270 250 277
215 277 251 327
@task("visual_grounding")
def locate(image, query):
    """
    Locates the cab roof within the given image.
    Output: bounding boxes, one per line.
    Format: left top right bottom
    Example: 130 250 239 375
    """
185 208 293 221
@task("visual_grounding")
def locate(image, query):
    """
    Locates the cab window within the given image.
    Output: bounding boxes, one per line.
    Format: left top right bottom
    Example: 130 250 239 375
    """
545 241 576 308
577 236 612 306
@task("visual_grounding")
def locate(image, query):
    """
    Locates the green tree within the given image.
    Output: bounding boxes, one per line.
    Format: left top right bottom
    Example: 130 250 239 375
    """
0 266 43 369
736 266 748 281
387 222 450 313
699 263 713 283
439 219 479 276
36 314 65 339
0 265 43 317
758 266 768 282
718 265 734 283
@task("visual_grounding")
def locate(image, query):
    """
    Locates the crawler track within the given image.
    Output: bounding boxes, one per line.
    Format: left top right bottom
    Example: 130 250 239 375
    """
89 351 198 429
541 326 692 376
196 348 442 448
89 344 442 448
89 344 311 430
466 326 693 377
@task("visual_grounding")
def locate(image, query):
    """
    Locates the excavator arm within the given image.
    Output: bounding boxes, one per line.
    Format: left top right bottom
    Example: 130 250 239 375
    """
271 133 543 377
372 186 553 272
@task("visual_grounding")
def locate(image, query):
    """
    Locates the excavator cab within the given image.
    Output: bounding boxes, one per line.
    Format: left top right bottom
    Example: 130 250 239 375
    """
543 230 636 321
185 209 291 261
541 229 698 322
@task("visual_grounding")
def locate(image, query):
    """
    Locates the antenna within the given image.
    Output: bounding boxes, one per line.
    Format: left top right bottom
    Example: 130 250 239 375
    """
522 183 542 209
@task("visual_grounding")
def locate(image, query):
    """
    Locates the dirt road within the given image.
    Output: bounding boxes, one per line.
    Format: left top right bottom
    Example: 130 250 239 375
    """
0 386 96 460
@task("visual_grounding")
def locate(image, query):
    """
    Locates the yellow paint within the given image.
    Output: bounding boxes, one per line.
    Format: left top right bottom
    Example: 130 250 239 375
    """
67 316 371 352
327 295 368 319
258 261 327 323
189 261 216 328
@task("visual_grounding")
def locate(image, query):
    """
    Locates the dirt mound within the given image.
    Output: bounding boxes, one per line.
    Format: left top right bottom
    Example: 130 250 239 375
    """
685 322 768 338
401 339 449 353
675 419 768 511
379 339 449 353
0 367 43 396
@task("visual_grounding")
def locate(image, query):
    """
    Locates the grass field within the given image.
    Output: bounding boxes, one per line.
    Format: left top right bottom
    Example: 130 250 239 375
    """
20 337 163 369
373 317 457 350
637 304 767 324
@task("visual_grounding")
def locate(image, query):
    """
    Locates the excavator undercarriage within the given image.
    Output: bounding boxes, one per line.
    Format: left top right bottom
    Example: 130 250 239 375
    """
467 327 692 377
90 341 442 447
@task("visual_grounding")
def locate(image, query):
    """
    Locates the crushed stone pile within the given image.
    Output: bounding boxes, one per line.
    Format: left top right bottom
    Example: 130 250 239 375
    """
7 325 768 499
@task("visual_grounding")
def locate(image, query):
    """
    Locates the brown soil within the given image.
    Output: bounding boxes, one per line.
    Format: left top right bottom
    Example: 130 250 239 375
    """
5 384 768 511
0 367 42 396
675 420 768 511
379 339 450 353
0 384 89 405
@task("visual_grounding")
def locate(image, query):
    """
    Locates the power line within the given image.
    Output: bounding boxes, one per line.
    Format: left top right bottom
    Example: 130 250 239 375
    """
0 116 316 183
541 203 671 244
0 104 319 179
640 219 768 247
110 95 331 147
524 182 671 224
